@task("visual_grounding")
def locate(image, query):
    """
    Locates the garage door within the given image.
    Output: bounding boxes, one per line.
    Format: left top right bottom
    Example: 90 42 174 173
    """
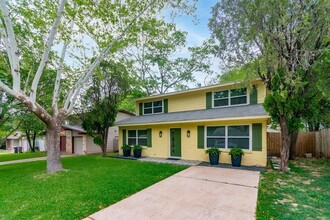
73 137 84 155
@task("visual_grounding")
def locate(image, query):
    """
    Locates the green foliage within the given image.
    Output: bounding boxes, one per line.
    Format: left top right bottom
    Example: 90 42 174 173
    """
80 60 130 155
133 145 143 151
121 144 131 151
20 112 46 152
205 147 220 156
127 21 213 95
228 147 244 159
119 89 146 113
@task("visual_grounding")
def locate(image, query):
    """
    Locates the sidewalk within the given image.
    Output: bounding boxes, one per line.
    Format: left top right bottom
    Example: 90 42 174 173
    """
0 155 76 166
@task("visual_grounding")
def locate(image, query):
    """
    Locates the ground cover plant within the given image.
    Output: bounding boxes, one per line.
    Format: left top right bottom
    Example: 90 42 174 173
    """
257 159 330 219
0 152 46 162
0 156 186 219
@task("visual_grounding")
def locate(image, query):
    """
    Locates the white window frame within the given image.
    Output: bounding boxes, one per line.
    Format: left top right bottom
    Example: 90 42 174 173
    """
212 88 249 108
127 130 148 146
143 100 164 115
205 125 252 150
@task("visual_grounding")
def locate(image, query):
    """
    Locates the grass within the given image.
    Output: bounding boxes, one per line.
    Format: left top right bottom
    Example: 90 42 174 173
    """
257 159 330 219
0 156 187 220
0 151 46 162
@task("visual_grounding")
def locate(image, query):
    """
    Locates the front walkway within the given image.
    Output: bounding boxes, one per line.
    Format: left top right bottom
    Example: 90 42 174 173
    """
0 155 76 166
85 166 260 220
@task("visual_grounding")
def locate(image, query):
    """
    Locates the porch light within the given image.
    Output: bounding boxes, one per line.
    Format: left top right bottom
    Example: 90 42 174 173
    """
159 131 163 138
187 130 190 137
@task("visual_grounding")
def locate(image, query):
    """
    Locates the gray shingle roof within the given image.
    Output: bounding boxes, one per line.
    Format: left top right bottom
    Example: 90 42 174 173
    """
116 104 269 126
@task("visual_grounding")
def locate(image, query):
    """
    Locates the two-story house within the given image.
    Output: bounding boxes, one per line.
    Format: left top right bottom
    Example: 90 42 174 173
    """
116 80 270 167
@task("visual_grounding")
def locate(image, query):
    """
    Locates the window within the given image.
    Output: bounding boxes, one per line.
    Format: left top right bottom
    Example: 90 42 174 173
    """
143 100 163 115
128 130 148 146
213 88 247 107
206 125 250 150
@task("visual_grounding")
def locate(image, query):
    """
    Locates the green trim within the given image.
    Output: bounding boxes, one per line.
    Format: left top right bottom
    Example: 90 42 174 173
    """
122 129 127 146
197 126 205 149
139 103 143 116
164 99 168 113
250 85 258 105
147 128 152 147
206 92 212 109
252 123 262 151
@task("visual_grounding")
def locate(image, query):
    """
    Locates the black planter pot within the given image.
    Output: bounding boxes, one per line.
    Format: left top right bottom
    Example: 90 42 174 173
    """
133 149 142 158
209 154 219 165
123 149 131 157
231 154 242 167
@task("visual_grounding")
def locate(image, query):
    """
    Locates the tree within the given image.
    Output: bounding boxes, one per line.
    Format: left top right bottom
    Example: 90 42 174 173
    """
80 60 129 157
0 0 197 173
20 113 46 152
124 22 213 95
209 0 330 172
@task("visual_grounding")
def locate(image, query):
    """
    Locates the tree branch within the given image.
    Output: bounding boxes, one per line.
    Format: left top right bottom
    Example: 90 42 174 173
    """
30 0 67 103
65 0 157 113
0 0 20 91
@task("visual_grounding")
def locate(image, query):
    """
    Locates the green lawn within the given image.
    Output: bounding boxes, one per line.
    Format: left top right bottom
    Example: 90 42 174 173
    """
0 151 46 162
0 156 187 220
257 159 330 219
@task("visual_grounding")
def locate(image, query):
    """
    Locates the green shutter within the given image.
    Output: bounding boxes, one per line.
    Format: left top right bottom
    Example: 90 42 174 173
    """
123 129 127 146
147 129 152 147
252 123 262 151
250 86 258 105
206 92 212 109
139 103 143 116
164 99 168 113
197 126 205 149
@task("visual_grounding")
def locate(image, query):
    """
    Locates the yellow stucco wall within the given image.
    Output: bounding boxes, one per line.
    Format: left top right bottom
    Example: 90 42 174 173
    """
119 118 268 167
135 81 266 115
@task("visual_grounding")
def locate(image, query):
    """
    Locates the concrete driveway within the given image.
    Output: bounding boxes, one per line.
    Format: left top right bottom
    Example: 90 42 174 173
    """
85 166 260 220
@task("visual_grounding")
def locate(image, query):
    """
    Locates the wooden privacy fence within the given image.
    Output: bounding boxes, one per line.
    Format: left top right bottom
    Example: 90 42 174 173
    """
267 128 330 158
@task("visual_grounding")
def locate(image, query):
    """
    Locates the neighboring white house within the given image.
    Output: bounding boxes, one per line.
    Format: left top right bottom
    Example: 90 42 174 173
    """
60 110 135 155
6 132 46 152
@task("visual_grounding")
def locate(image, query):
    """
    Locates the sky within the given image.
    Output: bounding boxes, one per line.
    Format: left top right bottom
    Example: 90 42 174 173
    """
166 0 220 85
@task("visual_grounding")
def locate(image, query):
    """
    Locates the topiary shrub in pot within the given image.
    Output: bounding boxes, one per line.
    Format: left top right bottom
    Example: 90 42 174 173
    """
121 145 131 157
229 147 244 167
133 145 143 158
206 147 221 165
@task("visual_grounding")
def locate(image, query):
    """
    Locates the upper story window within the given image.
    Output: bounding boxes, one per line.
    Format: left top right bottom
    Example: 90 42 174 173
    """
143 100 163 115
213 88 247 107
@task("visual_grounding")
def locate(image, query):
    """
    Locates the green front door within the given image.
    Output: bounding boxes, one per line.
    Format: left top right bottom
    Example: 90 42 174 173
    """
170 128 181 157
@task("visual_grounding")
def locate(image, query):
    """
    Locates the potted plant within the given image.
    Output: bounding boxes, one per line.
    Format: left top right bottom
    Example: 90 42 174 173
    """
121 145 131 157
133 145 143 158
229 147 244 167
206 147 221 165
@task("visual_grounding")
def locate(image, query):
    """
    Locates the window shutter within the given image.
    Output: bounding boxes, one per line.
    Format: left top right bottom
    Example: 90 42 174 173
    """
147 129 152 147
123 129 127 146
206 92 212 109
139 103 143 116
164 99 168 113
197 126 205 149
250 86 258 105
252 123 262 151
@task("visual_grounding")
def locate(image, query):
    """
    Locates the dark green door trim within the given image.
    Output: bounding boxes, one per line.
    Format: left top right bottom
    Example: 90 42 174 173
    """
170 128 181 157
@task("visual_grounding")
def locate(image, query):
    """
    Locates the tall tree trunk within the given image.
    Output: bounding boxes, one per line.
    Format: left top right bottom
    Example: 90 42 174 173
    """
25 130 34 152
101 131 108 157
289 131 298 160
46 122 63 173
32 131 37 151
279 115 291 172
